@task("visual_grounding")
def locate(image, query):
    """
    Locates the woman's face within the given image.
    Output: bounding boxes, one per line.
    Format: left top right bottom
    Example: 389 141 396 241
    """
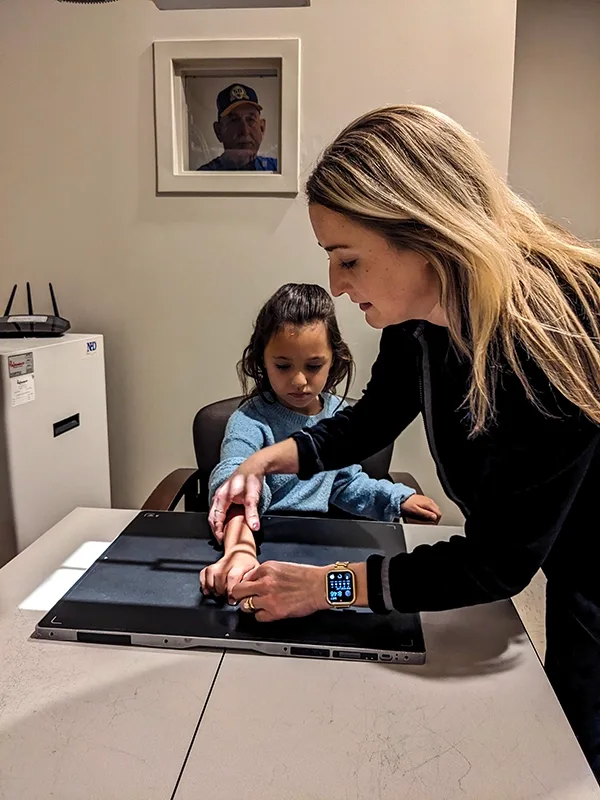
309 204 445 329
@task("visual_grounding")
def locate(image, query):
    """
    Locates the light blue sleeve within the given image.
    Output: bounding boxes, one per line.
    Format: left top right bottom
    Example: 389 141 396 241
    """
208 411 272 516
329 465 416 521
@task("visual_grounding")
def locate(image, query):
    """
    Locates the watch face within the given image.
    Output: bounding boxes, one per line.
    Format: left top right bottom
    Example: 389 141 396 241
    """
327 570 354 605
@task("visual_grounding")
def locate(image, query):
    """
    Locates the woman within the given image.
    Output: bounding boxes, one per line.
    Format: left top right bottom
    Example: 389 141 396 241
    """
209 105 600 777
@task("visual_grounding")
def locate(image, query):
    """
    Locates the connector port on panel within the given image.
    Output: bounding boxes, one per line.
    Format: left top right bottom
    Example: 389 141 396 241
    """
289 646 329 658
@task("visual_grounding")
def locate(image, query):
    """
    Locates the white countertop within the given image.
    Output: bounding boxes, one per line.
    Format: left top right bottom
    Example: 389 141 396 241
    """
0 508 598 799
0 509 221 800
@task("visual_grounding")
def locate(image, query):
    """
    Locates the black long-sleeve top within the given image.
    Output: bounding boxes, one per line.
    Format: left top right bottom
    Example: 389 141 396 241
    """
292 321 600 613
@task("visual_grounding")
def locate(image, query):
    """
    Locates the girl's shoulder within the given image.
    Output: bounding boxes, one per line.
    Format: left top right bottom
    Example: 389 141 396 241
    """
233 395 270 422
321 393 349 417
233 393 347 428
221 397 278 446
234 394 294 429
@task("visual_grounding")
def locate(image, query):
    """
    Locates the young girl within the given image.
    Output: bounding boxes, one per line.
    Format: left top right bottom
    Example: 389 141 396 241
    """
200 283 440 600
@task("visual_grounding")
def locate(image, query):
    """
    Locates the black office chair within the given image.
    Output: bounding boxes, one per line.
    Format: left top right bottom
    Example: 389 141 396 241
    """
143 396 434 524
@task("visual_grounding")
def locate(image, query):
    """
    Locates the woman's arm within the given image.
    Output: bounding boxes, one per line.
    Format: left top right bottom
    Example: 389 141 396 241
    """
231 411 599 620
293 325 421 477
373 415 600 613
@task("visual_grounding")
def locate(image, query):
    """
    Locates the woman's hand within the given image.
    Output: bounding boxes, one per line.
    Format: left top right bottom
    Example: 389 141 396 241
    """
230 561 329 622
231 560 369 622
208 455 266 541
208 439 301 541
200 548 260 604
400 494 441 522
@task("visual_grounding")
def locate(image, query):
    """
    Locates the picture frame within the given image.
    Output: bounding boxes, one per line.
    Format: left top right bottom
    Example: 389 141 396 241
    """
152 1 309 8
153 38 300 195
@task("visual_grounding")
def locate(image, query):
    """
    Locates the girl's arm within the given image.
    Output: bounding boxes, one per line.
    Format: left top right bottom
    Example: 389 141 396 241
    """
330 466 440 522
330 465 413 519
201 506 259 600
222 506 258 557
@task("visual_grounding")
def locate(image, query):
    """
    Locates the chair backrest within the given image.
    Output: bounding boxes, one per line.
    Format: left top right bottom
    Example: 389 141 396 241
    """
192 395 393 510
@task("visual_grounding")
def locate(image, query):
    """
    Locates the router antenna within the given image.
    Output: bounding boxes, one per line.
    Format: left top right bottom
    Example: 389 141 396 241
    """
49 283 60 317
26 282 34 315
3 284 17 316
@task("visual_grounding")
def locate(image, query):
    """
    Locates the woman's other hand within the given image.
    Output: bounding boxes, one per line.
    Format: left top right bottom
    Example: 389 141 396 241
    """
209 439 301 541
208 457 265 541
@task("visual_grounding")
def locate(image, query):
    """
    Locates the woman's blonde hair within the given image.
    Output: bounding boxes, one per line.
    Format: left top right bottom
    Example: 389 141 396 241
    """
306 105 600 433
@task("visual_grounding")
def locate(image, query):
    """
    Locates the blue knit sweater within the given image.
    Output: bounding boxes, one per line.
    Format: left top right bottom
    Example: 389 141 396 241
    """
208 393 415 520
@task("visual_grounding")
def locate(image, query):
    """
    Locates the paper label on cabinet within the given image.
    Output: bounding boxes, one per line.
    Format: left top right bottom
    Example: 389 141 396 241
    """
8 352 34 378
11 375 35 407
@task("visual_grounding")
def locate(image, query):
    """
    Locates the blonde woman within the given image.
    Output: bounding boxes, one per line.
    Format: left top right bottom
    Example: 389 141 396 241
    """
210 106 600 777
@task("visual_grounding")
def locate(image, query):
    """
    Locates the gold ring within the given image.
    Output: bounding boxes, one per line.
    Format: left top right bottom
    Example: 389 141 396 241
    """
244 596 256 612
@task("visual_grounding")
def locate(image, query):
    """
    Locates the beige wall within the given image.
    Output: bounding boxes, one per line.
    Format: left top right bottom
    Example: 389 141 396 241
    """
0 0 516 524
509 0 600 243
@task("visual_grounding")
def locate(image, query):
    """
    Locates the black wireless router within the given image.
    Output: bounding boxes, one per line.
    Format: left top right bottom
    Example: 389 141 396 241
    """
0 283 71 338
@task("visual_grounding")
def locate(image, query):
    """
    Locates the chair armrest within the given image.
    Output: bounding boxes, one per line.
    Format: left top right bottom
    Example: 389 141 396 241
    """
389 471 423 494
142 468 200 512
389 471 440 526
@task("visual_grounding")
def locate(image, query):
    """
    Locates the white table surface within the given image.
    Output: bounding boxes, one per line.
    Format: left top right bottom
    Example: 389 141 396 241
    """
175 524 600 800
0 508 222 800
0 509 598 800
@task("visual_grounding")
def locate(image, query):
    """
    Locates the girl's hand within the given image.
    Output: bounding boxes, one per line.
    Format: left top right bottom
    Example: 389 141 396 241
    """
230 561 329 622
401 494 441 522
208 456 266 541
200 549 260 603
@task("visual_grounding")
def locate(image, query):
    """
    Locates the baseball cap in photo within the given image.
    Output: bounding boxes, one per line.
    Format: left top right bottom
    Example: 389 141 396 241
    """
217 84 263 118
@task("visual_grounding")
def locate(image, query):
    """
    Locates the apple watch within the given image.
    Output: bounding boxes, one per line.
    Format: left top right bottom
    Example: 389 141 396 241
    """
325 562 356 608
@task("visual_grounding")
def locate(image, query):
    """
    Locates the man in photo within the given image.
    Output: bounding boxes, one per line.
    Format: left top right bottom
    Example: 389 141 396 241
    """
197 83 278 172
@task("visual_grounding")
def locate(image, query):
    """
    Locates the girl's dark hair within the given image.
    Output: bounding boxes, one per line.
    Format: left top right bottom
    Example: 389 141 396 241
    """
238 283 354 401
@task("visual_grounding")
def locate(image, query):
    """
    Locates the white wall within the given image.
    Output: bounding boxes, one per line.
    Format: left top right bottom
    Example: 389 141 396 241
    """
0 0 517 524
509 0 600 243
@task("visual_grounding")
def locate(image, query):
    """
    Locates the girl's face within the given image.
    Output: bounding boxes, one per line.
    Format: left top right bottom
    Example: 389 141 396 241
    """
264 322 332 415
309 204 447 329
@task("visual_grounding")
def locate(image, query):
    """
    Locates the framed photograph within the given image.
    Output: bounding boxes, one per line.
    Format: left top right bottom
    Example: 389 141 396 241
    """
153 38 300 195
152 1 309 8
